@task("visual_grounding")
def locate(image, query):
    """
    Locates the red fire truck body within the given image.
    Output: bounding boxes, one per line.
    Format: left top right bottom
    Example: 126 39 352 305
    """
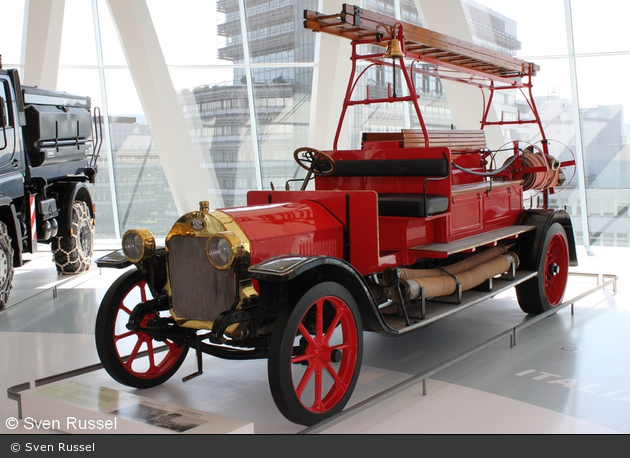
95 4 577 427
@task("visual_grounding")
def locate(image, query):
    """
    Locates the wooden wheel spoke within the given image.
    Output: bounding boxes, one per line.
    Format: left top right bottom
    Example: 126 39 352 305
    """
123 335 145 369
119 303 133 316
295 364 315 398
145 339 156 372
315 299 325 339
331 342 353 352
297 322 316 347
114 330 135 343
139 285 147 302
291 352 311 365
324 361 347 389
163 339 179 351
323 307 344 346
311 367 324 411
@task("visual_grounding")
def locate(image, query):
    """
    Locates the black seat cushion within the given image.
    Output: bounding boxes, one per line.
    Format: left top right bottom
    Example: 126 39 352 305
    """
332 159 449 177
378 194 449 217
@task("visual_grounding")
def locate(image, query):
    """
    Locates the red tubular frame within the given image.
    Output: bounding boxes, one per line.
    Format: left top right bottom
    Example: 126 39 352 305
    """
333 27 429 151
334 24 549 145
330 22 556 207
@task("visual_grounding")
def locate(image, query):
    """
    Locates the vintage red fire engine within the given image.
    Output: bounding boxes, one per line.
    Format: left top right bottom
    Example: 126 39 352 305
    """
95 4 578 426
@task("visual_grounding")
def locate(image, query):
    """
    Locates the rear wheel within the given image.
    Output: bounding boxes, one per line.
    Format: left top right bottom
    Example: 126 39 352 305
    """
516 223 570 314
268 282 363 426
95 269 189 388
0 222 14 310
52 200 93 274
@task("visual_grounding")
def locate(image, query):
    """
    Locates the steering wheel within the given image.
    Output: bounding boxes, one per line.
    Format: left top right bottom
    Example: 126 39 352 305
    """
293 147 337 177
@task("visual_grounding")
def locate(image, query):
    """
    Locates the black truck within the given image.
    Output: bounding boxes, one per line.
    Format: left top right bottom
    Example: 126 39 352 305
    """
0 55 100 309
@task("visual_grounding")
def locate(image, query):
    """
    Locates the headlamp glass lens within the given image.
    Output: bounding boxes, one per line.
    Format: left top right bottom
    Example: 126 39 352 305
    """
208 235 233 267
123 232 144 261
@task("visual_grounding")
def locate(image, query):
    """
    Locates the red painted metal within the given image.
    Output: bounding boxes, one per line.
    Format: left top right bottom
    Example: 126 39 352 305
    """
247 190 379 274
290 295 360 413
544 232 570 306
113 280 186 379
222 3 573 294
222 201 345 266
333 35 428 151
95 5 579 429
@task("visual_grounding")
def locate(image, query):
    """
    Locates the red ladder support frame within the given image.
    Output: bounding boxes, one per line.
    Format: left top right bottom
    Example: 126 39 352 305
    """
333 26 429 151
332 23 548 153
306 4 576 208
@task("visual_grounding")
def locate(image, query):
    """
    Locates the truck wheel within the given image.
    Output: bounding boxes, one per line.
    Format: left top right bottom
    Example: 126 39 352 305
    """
516 223 570 314
95 269 189 388
268 281 363 426
0 222 15 310
52 200 93 274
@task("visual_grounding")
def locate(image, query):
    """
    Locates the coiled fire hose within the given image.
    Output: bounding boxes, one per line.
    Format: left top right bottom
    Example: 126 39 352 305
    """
398 245 508 280
390 246 519 302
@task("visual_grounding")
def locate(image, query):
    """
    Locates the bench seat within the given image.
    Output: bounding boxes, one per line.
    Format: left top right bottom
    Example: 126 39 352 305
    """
402 129 486 152
316 148 452 218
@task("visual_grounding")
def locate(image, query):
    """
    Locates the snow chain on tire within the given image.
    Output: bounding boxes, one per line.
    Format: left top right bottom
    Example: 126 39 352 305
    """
52 201 94 275
0 221 15 310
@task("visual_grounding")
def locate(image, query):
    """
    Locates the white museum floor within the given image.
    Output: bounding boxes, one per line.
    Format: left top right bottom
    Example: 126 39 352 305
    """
0 243 627 435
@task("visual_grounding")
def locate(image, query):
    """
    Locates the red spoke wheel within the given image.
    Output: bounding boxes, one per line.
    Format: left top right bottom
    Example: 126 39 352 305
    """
268 282 363 426
95 269 189 388
516 223 570 314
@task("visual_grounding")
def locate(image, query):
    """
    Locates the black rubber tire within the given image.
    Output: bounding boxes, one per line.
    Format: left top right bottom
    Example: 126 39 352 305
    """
95 269 189 388
51 200 93 274
0 222 14 310
516 223 570 314
268 281 363 426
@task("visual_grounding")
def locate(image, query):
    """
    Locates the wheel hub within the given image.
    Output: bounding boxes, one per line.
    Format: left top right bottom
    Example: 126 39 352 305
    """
548 262 560 276
0 249 7 284
79 225 92 254
330 349 342 363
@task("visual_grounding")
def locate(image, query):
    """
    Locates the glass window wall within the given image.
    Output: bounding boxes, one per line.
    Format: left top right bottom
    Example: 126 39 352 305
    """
6 0 628 247
473 0 630 248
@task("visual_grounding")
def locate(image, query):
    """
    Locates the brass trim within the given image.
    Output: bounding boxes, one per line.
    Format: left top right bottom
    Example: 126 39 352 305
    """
164 208 255 332
122 228 155 263
206 231 243 270
208 210 252 255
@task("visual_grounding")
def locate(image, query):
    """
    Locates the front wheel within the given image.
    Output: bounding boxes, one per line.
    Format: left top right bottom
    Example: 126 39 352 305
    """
52 200 93 274
516 223 570 314
268 282 363 426
95 269 189 388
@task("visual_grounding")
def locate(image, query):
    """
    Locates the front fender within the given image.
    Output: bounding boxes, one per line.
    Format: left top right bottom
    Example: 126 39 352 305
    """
95 249 132 269
50 181 94 236
249 254 349 282
250 255 396 335
97 247 168 298
516 208 578 269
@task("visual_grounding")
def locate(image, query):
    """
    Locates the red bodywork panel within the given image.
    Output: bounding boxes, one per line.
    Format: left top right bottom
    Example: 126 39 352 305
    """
223 200 345 267
247 140 524 273
246 191 380 274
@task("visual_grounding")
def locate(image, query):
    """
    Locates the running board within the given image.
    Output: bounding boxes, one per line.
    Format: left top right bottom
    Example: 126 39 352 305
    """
380 270 537 333
410 225 535 258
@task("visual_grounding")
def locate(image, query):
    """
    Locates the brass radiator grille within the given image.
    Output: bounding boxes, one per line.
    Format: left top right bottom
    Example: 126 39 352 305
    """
168 236 237 322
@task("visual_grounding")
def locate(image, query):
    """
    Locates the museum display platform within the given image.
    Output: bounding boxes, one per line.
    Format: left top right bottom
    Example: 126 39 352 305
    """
1 246 627 434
